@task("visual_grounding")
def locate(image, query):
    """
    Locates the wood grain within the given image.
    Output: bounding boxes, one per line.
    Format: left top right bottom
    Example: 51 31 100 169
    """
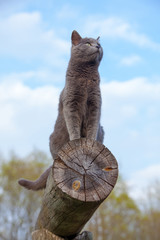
32 229 93 240
35 138 118 239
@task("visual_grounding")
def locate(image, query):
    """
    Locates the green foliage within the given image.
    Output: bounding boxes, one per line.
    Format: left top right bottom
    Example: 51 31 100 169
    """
0 150 51 240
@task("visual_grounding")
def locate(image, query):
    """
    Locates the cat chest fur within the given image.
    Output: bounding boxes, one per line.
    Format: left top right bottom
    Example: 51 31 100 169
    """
62 74 101 111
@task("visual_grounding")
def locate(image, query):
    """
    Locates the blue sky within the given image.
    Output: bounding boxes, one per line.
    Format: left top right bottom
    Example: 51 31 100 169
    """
0 0 160 199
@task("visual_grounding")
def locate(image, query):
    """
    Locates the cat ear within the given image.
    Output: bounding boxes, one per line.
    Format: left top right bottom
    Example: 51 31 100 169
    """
71 30 82 46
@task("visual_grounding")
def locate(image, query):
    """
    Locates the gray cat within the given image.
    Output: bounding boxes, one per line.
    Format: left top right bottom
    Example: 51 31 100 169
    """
18 30 104 190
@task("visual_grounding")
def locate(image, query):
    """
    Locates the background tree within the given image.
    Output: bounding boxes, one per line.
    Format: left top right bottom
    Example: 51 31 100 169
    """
138 180 160 240
0 150 51 240
0 152 160 240
86 177 141 240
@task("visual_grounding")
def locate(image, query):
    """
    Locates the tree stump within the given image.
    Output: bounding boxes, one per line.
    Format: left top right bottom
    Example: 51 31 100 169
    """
34 138 118 239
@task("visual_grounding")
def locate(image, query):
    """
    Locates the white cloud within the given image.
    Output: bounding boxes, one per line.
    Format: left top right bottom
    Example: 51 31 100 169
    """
120 55 142 66
83 17 160 50
101 77 160 188
1 69 66 85
0 12 70 64
127 164 160 201
101 77 160 132
101 77 160 103
0 75 61 157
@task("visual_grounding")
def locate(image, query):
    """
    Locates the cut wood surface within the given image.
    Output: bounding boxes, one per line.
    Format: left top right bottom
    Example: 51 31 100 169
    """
32 229 64 240
35 138 118 239
32 229 93 240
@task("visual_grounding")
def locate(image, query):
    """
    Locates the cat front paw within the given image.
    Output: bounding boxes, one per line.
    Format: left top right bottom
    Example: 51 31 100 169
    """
87 134 97 141
70 136 81 141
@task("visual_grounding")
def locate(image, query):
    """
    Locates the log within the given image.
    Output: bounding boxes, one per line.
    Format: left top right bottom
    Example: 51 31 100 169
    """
34 138 118 239
32 229 64 240
32 229 93 240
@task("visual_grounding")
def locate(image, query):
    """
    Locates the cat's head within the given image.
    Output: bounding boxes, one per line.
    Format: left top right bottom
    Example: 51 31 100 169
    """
70 30 103 66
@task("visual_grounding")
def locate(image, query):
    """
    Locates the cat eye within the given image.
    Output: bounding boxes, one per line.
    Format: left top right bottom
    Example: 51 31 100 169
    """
86 42 92 46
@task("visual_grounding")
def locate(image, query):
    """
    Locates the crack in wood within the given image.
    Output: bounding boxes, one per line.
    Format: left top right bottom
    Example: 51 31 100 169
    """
57 177 76 189
93 172 115 188
89 146 105 166
68 142 84 167
57 151 73 164
91 181 101 201
82 174 103 201
55 158 85 176
60 149 83 169
86 171 113 197
101 148 111 158
83 174 86 202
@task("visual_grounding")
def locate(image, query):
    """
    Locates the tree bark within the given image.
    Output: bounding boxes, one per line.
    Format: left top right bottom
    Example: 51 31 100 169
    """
34 138 118 239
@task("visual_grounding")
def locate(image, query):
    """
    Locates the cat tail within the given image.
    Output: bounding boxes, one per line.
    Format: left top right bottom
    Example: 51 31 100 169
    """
18 166 52 191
